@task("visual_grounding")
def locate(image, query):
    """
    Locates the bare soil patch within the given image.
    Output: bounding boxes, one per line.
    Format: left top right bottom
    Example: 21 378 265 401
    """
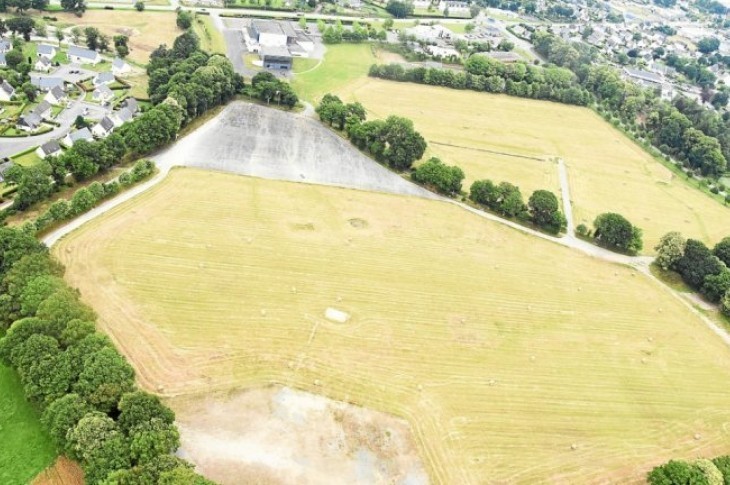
32 458 83 485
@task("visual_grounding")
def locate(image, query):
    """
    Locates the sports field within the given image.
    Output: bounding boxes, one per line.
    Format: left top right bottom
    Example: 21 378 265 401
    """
338 79 730 251
55 168 730 483
0 365 56 485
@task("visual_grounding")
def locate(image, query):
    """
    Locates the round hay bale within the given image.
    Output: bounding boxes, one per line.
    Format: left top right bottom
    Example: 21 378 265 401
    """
291 286 297 293
641 358 647 364
488 379 496 386
157 385 164 392
571 443 577 451
647 336 653 342
417 384 423 392
530 355 536 362
198 263 205 269
694 433 702 440
314 379 321 386
336 296 342 302
260 309 267 317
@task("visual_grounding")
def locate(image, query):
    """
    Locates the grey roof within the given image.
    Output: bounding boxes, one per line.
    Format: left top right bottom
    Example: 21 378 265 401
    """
114 107 133 123
36 56 51 66
261 45 292 59
112 57 128 69
94 71 114 84
33 101 52 116
624 67 663 84
122 97 139 113
18 113 42 129
0 53 5 65
30 76 64 90
252 19 285 35
0 40 11 52
93 85 113 99
69 127 92 142
39 139 61 155
1 80 13 96
49 85 66 100
99 116 115 131
37 44 56 56
68 45 98 60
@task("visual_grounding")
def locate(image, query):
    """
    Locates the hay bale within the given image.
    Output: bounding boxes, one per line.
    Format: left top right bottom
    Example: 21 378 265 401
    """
570 444 577 451
325 307 350 324
291 286 297 293
694 433 702 440
260 309 267 317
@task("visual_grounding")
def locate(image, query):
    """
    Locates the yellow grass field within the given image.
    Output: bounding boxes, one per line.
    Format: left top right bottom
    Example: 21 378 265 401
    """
338 79 730 251
55 168 730 483
50 11 179 64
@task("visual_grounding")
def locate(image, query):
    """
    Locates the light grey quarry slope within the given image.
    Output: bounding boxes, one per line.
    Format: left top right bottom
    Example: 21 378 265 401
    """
153 102 436 199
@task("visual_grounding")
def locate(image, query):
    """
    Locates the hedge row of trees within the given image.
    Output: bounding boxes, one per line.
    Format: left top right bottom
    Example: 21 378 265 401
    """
470 179 567 234
0 228 211 484
649 457 730 484
147 31 245 123
244 72 298 108
655 232 730 313
31 160 156 234
316 94 427 171
317 20 386 44
411 157 465 196
368 60 592 107
532 31 729 178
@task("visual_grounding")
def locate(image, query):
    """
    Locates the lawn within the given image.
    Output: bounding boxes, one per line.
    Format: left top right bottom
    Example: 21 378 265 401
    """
0 365 57 485
192 15 226 55
292 56 320 73
12 149 42 167
291 44 379 103
55 168 730 483
337 79 730 252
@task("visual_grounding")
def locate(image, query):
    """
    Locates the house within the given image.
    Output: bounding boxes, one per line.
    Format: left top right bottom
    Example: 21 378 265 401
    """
0 80 14 101
91 116 115 138
0 53 5 68
30 75 64 92
485 51 522 63
67 45 102 65
111 57 131 76
37 44 57 59
0 39 11 53
35 140 62 159
0 161 13 183
44 85 68 106
92 85 114 104
121 97 139 114
93 71 115 86
17 113 42 131
260 45 292 70
61 127 93 147
623 67 663 86
34 56 53 73
33 101 52 119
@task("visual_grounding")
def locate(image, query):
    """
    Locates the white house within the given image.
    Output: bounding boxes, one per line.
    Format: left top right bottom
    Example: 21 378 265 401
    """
33 101 53 120
0 53 6 68
93 71 115 86
0 39 11 53
44 85 68 106
92 85 114 104
61 127 93 147
35 139 62 158
91 116 115 138
0 80 14 101
34 56 53 73
30 75 64 92
111 57 131 76
67 45 102 65
37 44 57 59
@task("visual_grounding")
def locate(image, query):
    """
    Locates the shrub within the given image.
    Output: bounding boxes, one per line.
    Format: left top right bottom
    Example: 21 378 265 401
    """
593 212 643 253
411 157 464 196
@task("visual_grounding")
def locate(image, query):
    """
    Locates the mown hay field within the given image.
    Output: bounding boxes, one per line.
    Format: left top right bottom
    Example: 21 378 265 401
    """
54 168 730 483
338 79 730 251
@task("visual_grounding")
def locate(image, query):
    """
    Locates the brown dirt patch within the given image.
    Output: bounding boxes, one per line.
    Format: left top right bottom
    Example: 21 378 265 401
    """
32 457 84 485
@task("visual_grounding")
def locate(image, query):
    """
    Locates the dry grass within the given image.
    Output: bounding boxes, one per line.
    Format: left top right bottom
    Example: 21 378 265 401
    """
54 168 730 483
338 79 730 252
32 457 84 485
49 11 179 64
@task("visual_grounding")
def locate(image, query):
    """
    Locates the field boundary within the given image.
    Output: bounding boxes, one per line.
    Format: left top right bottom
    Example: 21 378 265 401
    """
430 140 547 162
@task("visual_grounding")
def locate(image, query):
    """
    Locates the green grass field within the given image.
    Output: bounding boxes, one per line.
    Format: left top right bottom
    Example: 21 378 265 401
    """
0 365 57 485
292 56 320 73
193 15 226 55
12 150 42 167
337 79 730 252
55 168 730 483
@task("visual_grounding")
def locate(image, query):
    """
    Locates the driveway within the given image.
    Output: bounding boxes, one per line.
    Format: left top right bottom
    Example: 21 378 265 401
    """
53 64 98 84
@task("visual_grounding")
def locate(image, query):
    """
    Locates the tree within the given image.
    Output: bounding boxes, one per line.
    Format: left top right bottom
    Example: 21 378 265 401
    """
470 179 500 209
19 274 66 317
593 213 643 253
11 0 31 13
6 16 34 40
469 4 480 17
674 239 726 290
158 466 216 485
713 237 730 267
4 163 54 211
497 182 526 218
647 460 709 485
701 270 730 302
5 48 22 68
114 35 129 58
134 0 144 10
67 412 131 483
382 18 394 30
654 232 686 271
697 37 720 55
711 456 730 483
69 187 97 215
84 26 99 50
0 252 62 329
176 9 193 30
98 34 109 52
42 393 92 453
60 0 85 14
73 347 135 413
36 287 95 335
410 157 464 196
118 391 175 434
380 116 427 170
129 418 180 464
31 0 48 11
722 291 730 317
528 190 565 233
55 27 64 45
385 0 413 18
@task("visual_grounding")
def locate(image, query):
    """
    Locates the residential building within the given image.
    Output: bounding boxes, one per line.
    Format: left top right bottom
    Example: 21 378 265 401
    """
623 67 664 87
111 106 135 127
0 39 11 53
17 112 42 131
36 139 62 158
0 161 13 182
0 80 14 101
33 101 52 119
485 51 522 63
0 53 5 68
93 71 115 86
121 97 139 114
44 85 68 106
61 127 93 147
30 75 64 92
91 116 115 138
34 56 53 73
92 85 114 104
111 57 131 75
37 44 57 59
67 45 102 65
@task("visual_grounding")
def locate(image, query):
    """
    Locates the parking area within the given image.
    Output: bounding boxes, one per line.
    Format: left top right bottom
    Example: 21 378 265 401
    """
54 64 97 84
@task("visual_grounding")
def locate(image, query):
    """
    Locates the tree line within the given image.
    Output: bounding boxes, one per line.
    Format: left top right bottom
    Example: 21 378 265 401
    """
649 457 730 484
368 60 592 107
532 31 729 179
655 232 730 314
0 228 213 484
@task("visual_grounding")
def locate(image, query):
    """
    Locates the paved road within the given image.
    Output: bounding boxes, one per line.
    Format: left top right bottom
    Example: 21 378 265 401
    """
0 100 108 159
